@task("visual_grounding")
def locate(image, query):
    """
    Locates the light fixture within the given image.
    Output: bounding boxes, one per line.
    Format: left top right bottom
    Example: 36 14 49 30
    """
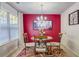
41 3 47 20
34 3 51 30
36 3 47 21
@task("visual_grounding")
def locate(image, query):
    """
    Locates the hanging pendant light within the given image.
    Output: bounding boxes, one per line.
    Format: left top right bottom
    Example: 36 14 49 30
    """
40 3 47 21
40 4 43 21
35 3 48 30
36 3 47 21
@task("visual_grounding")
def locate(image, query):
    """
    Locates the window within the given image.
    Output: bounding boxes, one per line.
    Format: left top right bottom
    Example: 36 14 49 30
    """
0 9 19 46
0 9 9 45
10 14 19 40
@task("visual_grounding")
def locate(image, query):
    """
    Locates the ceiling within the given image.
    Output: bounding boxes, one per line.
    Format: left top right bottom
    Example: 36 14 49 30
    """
8 2 75 14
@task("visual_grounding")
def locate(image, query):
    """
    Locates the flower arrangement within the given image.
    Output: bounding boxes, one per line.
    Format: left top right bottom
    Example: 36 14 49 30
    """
39 29 45 36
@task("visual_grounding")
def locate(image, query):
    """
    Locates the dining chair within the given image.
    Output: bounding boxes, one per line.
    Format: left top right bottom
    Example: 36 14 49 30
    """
23 33 28 54
34 36 48 55
52 33 63 55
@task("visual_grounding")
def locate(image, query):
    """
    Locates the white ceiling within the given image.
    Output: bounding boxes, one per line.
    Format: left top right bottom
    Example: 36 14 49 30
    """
8 2 75 14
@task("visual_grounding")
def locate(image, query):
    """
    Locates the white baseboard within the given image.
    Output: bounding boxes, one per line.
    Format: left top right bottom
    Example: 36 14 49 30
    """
61 44 79 57
9 46 24 57
6 47 18 57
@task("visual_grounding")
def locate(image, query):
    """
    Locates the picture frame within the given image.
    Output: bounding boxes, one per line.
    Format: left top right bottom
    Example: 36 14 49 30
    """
33 20 52 30
69 10 79 25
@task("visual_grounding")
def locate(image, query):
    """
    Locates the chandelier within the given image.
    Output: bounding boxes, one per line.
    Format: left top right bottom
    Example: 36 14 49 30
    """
33 3 52 30
36 3 47 21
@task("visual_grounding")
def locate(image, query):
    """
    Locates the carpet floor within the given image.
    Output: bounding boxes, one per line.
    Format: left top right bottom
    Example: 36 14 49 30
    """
17 47 66 57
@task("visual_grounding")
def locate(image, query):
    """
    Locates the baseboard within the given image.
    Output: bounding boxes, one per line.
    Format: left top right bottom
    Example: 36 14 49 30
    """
61 44 79 57
6 47 18 57
9 46 24 57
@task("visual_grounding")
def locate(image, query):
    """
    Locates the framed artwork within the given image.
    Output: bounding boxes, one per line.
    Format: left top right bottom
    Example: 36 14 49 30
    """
33 20 52 30
69 10 79 25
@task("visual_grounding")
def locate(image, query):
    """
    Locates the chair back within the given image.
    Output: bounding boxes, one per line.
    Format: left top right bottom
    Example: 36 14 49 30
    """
59 33 63 42
23 33 28 43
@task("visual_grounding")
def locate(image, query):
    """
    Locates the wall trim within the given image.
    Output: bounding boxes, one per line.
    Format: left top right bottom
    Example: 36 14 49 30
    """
6 47 18 57
8 45 24 57
61 44 79 57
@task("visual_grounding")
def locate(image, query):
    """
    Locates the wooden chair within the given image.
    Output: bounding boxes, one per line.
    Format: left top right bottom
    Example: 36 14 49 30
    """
52 33 63 55
34 37 48 55
23 33 28 54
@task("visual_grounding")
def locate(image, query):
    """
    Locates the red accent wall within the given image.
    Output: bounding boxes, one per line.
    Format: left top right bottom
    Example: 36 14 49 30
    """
23 14 61 42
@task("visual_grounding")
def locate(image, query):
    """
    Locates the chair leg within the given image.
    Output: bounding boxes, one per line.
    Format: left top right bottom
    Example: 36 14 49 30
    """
58 43 61 55
25 43 26 55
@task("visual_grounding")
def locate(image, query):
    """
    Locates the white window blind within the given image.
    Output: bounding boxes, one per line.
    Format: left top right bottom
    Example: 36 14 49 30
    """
0 9 9 45
0 9 19 46
9 14 19 40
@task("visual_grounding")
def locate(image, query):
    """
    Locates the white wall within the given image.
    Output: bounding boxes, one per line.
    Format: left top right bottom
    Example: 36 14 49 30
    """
0 2 24 57
61 2 79 56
